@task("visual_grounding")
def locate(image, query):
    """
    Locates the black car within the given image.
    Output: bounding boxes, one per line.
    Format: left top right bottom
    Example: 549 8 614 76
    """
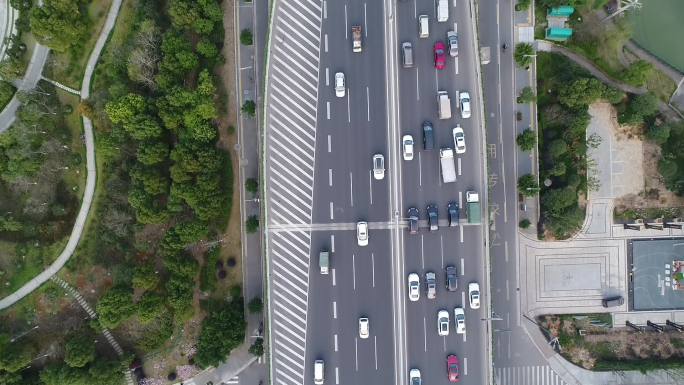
427 204 438 231
445 265 458 291
407 207 419 234
447 201 459 227
422 121 434 150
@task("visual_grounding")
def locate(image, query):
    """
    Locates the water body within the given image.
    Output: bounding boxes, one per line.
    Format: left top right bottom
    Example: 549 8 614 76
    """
630 0 684 73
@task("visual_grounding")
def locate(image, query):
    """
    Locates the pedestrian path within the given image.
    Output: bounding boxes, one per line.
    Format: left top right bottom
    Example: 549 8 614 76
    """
264 0 323 384
495 365 567 385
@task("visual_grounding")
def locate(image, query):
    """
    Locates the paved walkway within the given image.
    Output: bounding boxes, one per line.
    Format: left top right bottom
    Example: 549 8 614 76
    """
41 76 81 95
0 0 123 310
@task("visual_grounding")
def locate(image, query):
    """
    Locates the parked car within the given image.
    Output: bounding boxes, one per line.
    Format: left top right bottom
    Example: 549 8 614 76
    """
357 221 369 246
373 154 385 180
453 125 466 154
447 202 459 227
358 317 369 339
425 272 436 299
403 135 414 160
459 92 471 119
454 307 466 334
434 41 446 70
468 282 480 309
447 31 458 57
437 310 450 336
427 204 438 231
335 72 345 97
445 266 458 291
447 354 460 382
408 273 420 302
407 207 419 234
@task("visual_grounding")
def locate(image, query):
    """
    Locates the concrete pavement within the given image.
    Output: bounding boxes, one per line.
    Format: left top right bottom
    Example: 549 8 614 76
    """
0 0 122 310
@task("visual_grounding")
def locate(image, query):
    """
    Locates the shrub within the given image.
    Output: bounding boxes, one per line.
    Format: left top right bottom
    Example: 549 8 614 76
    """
619 93 659 125
518 174 539 196
516 129 536 151
517 86 536 104
248 297 263 314
241 100 256 117
240 29 253 46
620 60 652 87
519 219 531 228
249 337 264 356
245 178 258 194
514 43 534 68
246 215 259 233
515 0 531 11
194 299 246 368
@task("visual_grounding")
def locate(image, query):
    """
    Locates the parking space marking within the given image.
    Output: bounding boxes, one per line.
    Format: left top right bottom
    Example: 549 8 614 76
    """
347 88 351 122
364 3 368 36
416 70 420 100
460 225 464 243
344 5 348 40
335 367 339 384
505 240 509 262
369 170 373 205
459 191 463 207
458 157 462 175
443 336 447 352
323 0 327 19
464 357 468 375
325 67 329 85
506 279 510 300
440 235 445 267
324 33 328 52
461 291 466 307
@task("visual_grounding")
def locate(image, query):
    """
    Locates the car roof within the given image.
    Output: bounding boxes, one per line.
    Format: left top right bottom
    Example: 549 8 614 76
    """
446 266 456 273
469 282 479 290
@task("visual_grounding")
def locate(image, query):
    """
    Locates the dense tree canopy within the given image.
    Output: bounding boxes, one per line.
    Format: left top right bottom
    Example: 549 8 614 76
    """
64 332 96 368
194 299 246 368
96 286 136 329
30 0 87 52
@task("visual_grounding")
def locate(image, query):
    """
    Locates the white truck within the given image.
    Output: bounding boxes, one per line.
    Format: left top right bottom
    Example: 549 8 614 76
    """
352 25 362 53
437 90 451 119
439 148 457 183
437 0 449 22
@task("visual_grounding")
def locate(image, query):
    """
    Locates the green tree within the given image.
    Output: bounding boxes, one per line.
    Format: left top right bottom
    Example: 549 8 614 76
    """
246 215 259 233
105 93 147 124
245 178 258 194
137 293 166 324
0 371 22 385
96 286 136 329
516 129 536 151
64 332 95 368
0 81 16 108
541 187 577 216
515 0 531 11
621 60 652 87
514 43 534 68
242 100 256 117
240 29 253 46
658 158 678 180
558 78 606 108
248 297 263 314
519 218 531 228
165 276 195 317
136 141 169 165
646 124 671 145
620 93 659 125
30 0 87 52
169 0 223 35
517 86 536 104
518 174 539 196
195 299 246 368
0 341 35 373
249 337 264 356
548 139 569 159
132 263 159 291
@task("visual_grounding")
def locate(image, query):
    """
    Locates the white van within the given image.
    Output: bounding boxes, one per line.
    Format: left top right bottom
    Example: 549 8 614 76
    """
314 360 325 384
418 15 429 38
437 0 448 22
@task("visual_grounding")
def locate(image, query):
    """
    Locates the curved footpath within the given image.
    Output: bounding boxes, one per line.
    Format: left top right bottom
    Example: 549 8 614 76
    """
0 0 123 310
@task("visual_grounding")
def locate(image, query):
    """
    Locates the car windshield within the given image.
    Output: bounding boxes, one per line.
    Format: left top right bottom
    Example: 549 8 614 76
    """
436 49 444 55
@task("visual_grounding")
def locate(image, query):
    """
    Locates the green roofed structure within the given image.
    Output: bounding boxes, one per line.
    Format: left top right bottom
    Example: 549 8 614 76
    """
545 5 575 42
546 27 573 41
548 6 575 18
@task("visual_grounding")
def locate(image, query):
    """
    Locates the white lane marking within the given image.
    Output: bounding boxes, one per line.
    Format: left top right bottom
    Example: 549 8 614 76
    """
505 240 509 263
333 301 337 319
464 357 468 375
459 191 463 207
374 335 378 370
420 234 425 269
460 258 464 276
414 0 417 18
355 337 359 371
418 152 422 186
334 334 338 351
506 279 510 301
364 3 368 36
329 201 334 219
323 0 327 19
369 170 373 205
335 367 339 384
366 86 370 121
329 168 333 186
332 268 336 286
423 317 427 352
463 327 467 342
331 234 335 252
452 0 456 7
349 172 354 207
344 5 348 40
440 235 444 267
326 67 329 86
461 291 466 307
325 33 328 52
416 70 420 100
434 67 439 91
443 335 446 351
347 88 351 122
327 101 330 119
454 22 457 32
327 134 332 153
352 253 356 290
460 225 464 243
372 252 376 287
458 157 462 175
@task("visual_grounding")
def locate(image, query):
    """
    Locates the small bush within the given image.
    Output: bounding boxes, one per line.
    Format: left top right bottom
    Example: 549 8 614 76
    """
229 285 242 299
226 257 236 267
242 100 256 117
249 337 264 356
517 86 536 104
516 129 536 151
248 297 263 314
245 178 258 194
227 125 235 135
515 0 531 11
246 215 259 233
514 43 534 68
518 174 539 196
240 29 253 46
519 219 531 228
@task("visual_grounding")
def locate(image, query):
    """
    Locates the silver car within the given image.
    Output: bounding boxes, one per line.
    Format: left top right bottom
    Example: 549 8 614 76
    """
447 31 458 57
335 72 345 97
373 154 385 180
437 310 450 336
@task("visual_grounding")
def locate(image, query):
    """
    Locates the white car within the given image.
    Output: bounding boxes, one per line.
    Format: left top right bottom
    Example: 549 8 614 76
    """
468 282 481 309
402 135 414 160
357 221 369 246
359 317 369 339
335 72 345 97
459 91 471 119
437 310 450 336
407 273 420 302
454 307 466 334
372 154 385 180
409 368 422 385
452 125 466 154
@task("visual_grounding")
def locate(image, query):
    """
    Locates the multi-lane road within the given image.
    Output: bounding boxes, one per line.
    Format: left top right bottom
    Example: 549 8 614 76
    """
265 0 489 383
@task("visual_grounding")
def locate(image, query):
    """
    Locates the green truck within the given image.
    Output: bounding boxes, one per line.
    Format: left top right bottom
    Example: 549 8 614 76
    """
466 191 481 224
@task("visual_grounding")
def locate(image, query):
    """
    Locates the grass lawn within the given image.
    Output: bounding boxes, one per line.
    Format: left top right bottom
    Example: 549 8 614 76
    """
55 89 87 194
44 0 113 89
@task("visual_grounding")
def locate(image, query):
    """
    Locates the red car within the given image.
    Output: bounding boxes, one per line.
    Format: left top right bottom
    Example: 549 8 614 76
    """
447 354 460 382
434 41 446 70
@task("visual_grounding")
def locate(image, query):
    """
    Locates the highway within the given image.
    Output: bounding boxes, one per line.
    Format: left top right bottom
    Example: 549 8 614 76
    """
264 0 488 383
